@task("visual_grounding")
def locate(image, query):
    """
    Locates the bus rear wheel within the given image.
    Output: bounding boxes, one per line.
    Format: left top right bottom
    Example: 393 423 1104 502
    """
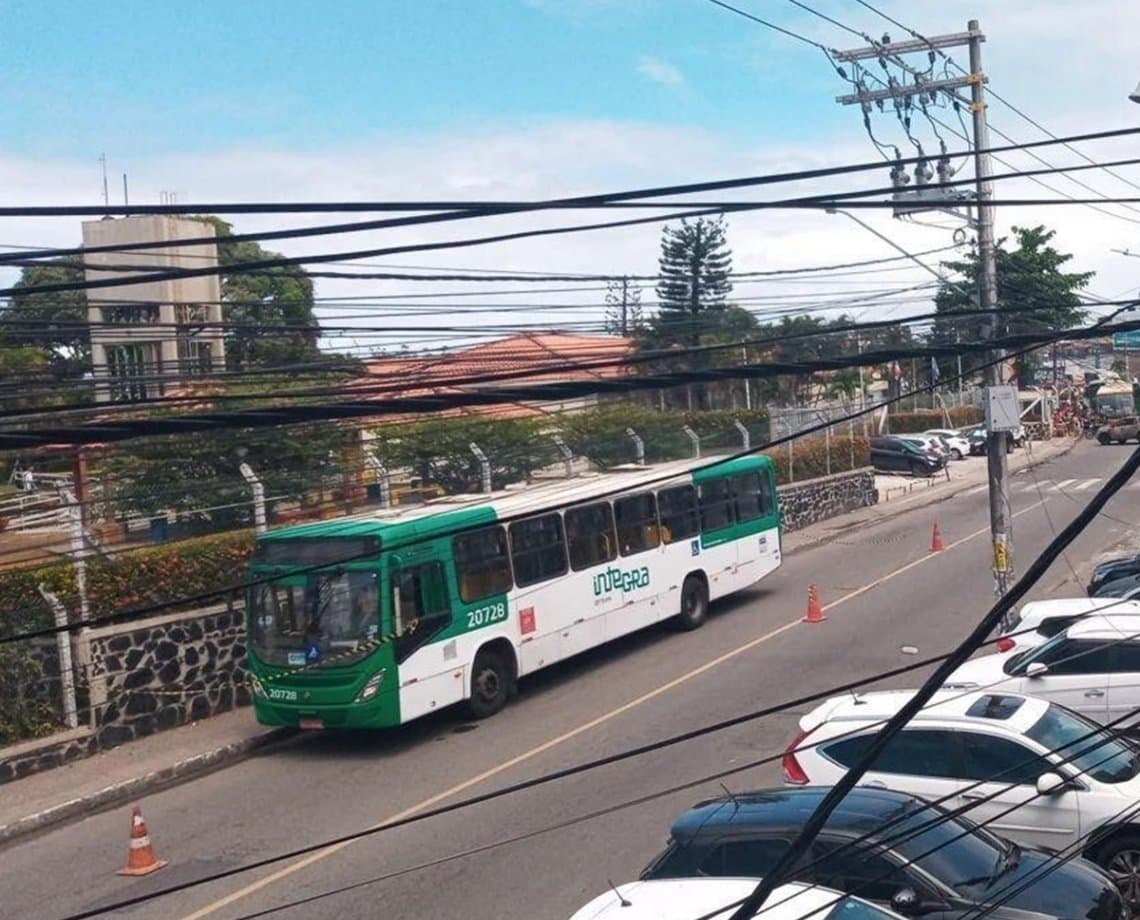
677 575 709 631
466 648 512 719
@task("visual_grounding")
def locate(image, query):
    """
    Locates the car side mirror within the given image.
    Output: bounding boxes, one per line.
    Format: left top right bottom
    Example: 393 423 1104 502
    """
1036 771 1067 796
1026 662 1049 678
890 888 920 915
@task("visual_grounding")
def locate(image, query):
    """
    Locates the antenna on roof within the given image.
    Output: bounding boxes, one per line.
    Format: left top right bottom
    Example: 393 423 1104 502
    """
850 689 865 705
720 783 741 808
99 153 109 212
606 880 632 908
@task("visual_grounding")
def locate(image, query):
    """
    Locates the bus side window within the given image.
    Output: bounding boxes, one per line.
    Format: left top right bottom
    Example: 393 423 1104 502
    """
731 472 765 522
657 485 699 543
698 479 735 532
759 470 776 517
454 526 513 603
614 493 660 556
509 513 569 587
565 502 618 571
392 561 451 662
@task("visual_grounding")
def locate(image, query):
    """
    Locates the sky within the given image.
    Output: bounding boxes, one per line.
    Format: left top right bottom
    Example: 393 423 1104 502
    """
2 0 1139 354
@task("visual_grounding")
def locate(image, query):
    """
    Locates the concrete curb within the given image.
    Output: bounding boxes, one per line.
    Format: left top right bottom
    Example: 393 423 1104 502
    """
0 727 294 847
785 437 1080 555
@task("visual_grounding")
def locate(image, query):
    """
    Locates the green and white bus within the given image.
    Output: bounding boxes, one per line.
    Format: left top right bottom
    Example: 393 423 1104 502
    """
246 454 781 730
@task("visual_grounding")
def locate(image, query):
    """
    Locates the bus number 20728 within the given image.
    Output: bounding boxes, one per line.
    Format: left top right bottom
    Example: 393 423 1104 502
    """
467 602 508 630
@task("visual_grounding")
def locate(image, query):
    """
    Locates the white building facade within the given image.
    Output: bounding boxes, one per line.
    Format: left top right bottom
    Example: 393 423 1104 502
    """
82 215 226 402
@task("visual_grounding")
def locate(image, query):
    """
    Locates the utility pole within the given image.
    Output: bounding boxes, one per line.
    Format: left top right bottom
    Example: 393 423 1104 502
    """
968 20 1012 596
833 20 1012 596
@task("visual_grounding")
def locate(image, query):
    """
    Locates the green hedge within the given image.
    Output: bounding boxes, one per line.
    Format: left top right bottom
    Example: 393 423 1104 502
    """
887 407 982 433
0 531 255 640
764 434 870 485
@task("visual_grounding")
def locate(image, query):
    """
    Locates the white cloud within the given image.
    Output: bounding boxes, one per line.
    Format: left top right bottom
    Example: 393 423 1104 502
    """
637 55 684 87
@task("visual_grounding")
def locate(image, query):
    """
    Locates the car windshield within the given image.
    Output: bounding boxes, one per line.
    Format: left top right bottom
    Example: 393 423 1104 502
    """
249 569 381 668
884 804 1006 896
1026 704 1140 783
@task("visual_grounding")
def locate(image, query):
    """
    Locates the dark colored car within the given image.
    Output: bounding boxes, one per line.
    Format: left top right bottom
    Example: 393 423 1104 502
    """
962 425 988 456
869 436 945 477
641 786 1127 920
1094 573 1140 601
1088 554 1140 596
962 425 1020 455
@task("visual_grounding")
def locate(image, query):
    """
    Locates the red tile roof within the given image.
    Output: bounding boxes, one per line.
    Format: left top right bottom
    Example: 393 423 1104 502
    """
352 332 636 424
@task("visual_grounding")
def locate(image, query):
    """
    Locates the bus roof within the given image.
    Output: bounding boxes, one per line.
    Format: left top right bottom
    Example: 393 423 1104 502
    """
257 453 774 552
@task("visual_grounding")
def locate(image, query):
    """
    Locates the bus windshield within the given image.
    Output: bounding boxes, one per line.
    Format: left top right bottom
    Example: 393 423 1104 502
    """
249 570 380 668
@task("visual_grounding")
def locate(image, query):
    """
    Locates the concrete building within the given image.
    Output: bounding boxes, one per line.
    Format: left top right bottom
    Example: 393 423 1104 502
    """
82 216 226 402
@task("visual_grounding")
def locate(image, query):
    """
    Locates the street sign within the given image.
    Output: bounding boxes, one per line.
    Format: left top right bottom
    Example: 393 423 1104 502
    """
1113 331 1140 349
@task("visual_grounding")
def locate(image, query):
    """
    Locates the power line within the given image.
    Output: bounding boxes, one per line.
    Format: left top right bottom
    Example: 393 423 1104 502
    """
9 150 1140 292
3 309 1136 448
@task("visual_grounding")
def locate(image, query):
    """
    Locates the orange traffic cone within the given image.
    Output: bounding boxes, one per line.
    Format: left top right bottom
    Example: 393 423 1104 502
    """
803 584 826 623
117 806 167 877
931 521 945 553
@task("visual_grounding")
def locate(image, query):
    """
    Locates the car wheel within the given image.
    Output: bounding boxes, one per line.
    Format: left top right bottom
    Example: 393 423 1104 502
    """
1097 833 1140 908
676 575 709 631
909 460 929 478
465 648 512 719
1098 434 1112 445
950 448 963 461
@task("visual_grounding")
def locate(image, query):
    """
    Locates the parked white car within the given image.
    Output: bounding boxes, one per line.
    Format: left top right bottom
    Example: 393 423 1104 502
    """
923 429 971 461
783 688 1140 903
945 614 1140 727
996 597 1140 654
569 877 908 920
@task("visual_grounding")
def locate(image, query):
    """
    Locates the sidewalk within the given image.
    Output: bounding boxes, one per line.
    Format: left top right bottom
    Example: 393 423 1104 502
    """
0 710 291 846
0 436 1080 846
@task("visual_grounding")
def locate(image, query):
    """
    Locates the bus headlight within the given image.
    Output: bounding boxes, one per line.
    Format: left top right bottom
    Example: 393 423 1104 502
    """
250 675 267 699
356 670 386 702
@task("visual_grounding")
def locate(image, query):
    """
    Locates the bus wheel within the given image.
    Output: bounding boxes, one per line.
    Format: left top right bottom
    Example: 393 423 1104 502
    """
677 575 709 631
466 648 511 719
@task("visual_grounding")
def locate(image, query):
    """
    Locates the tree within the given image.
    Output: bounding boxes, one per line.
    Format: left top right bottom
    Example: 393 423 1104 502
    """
650 216 733 349
603 278 643 336
0 257 90 381
640 217 735 409
194 217 322 372
930 225 1091 385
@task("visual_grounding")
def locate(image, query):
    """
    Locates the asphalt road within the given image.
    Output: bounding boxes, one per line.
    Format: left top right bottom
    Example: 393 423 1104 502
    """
4 440 1139 920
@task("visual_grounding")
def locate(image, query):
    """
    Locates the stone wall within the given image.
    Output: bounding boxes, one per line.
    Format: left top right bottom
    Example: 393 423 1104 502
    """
86 606 251 749
777 467 877 532
0 604 250 784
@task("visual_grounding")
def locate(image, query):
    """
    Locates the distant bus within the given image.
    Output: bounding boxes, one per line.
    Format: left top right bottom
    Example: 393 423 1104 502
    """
245 455 781 729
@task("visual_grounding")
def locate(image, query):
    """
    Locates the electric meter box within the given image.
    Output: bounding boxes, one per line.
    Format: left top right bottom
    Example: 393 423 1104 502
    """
985 384 1020 432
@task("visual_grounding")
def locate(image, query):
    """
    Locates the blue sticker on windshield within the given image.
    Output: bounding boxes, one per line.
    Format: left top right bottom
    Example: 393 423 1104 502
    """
305 643 322 663
288 651 306 667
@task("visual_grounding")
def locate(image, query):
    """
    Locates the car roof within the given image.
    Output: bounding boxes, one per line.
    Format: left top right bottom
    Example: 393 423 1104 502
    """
801 689 1049 737
569 879 869 920
668 786 939 843
1017 597 1140 626
1063 612 1140 639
